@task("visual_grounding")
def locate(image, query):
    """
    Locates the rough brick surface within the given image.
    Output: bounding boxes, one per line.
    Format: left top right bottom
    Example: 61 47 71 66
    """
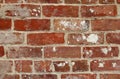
14 19 50 31
0 0 120 79
44 46 81 58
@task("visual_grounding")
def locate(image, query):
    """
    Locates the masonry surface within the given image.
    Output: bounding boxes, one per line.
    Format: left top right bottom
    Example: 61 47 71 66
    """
0 0 120 79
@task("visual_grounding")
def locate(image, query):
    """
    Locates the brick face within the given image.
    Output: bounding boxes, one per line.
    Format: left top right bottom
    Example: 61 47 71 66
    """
0 0 120 79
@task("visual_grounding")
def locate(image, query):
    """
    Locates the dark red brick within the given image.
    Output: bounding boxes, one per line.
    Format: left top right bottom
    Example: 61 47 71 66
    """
27 33 64 45
0 46 4 57
14 19 50 31
42 5 79 17
0 19 11 30
100 74 120 79
81 0 97 4
64 0 80 4
99 0 115 4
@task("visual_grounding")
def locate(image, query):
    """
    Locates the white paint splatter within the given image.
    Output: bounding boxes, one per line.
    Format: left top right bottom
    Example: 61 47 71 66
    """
53 47 56 52
98 62 104 67
57 63 66 67
89 8 95 13
101 47 112 55
72 62 75 65
86 34 98 43
80 20 89 30
112 63 117 67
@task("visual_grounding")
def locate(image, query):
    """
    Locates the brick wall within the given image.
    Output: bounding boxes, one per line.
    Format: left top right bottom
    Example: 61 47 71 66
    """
0 0 120 79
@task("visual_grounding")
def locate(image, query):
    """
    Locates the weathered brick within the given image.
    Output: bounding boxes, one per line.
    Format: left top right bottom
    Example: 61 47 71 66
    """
6 46 42 58
25 0 62 3
81 0 97 4
53 61 70 72
91 60 120 71
100 74 120 79
27 33 64 45
3 74 20 79
0 0 3 3
44 46 81 58
91 19 120 31
117 0 120 3
106 33 120 44
72 60 88 72
14 19 50 31
34 60 52 72
54 19 89 31
0 61 13 73
68 33 104 45
5 4 41 17
0 32 24 44
81 5 117 17
5 0 22 3
0 46 4 57
0 19 11 30
15 60 32 72
61 74 96 79
83 46 119 58
64 0 80 4
42 5 79 17
22 74 57 79
99 0 115 4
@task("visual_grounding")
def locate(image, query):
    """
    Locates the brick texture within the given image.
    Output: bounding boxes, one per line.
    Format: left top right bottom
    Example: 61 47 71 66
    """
0 0 120 79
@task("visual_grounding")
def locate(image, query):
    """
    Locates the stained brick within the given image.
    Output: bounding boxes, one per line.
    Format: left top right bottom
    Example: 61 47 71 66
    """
0 19 11 30
44 46 81 58
6 46 42 58
27 33 64 45
53 61 70 72
64 0 80 4
0 32 24 44
83 46 119 58
91 60 120 71
54 19 89 32
15 60 32 73
99 0 115 4
61 74 96 79
92 19 120 31
117 0 120 3
25 0 62 3
3 74 20 79
22 74 57 79
34 60 52 72
106 33 120 44
72 60 88 72
42 5 79 17
81 0 97 4
68 33 104 45
14 19 50 31
81 5 117 17
5 0 22 3
100 74 120 79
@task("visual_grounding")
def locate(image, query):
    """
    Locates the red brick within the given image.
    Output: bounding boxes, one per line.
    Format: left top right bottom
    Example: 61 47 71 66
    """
44 46 81 58
83 46 119 58
61 74 96 79
42 6 79 17
0 19 11 30
14 19 50 31
117 0 120 3
0 46 4 57
99 0 115 4
0 61 13 73
54 19 89 31
5 4 41 17
81 0 97 4
64 0 80 4
15 60 32 72
68 33 104 45
72 60 88 72
91 19 120 31
3 74 20 79
81 5 117 17
0 32 24 44
22 74 57 79
5 0 22 3
27 33 64 45
91 60 120 71
34 60 52 72
100 74 120 79
106 33 120 44
0 0 3 3
6 46 42 58
25 0 62 3
53 61 70 72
